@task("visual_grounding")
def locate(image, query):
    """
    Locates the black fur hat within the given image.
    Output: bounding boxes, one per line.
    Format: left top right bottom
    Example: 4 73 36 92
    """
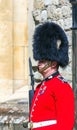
33 22 69 68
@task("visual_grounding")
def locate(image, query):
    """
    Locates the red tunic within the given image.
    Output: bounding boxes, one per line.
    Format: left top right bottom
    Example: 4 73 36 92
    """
30 73 74 130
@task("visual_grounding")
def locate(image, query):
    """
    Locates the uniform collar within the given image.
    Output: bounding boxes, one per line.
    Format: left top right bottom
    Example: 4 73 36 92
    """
43 71 59 82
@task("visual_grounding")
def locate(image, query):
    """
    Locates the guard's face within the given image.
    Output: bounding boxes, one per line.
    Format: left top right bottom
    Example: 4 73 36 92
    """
38 60 50 73
38 60 47 68
37 60 58 75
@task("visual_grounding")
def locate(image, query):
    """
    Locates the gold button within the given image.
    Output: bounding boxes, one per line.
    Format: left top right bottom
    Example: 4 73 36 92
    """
28 122 33 128
30 122 33 128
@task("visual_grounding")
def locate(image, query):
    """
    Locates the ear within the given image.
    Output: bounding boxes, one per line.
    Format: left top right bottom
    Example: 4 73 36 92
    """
51 61 58 68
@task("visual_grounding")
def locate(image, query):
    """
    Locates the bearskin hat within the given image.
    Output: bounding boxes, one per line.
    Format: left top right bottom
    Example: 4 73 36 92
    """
33 22 69 68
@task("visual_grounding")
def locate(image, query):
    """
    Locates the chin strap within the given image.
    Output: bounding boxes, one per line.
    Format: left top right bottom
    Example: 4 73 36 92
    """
38 61 51 73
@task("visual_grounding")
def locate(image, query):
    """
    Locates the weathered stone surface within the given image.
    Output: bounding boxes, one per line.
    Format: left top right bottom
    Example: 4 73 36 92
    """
59 0 69 5
64 18 72 30
14 23 28 46
34 0 44 9
13 46 25 79
41 10 47 22
0 47 13 79
66 31 72 46
69 46 72 62
61 6 71 18
0 99 28 130
0 80 13 101
51 0 59 5
44 0 52 6
0 0 12 21
47 5 56 19
0 21 12 47
25 47 28 81
0 0 28 102
13 0 27 22
57 19 65 28
32 9 41 22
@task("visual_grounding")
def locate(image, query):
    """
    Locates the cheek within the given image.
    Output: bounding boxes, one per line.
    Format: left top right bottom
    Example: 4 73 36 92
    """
38 64 46 68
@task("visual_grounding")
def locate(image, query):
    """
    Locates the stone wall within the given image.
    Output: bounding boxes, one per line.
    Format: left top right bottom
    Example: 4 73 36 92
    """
30 0 72 84
0 0 73 102
0 0 28 102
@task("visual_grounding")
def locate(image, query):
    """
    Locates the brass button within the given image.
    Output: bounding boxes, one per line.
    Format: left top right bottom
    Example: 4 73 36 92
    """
30 122 33 128
28 122 33 128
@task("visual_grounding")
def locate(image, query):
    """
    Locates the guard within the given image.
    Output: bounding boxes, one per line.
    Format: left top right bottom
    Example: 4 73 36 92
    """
29 22 75 130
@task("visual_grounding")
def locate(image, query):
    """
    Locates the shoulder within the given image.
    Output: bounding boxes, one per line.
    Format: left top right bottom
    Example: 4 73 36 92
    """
51 74 74 96
57 75 68 83
48 74 69 86
53 74 70 87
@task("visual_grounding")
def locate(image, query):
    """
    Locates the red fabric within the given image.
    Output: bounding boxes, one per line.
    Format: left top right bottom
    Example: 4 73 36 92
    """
30 74 75 130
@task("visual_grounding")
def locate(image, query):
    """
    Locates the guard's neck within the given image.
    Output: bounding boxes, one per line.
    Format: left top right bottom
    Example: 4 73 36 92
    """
43 68 57 78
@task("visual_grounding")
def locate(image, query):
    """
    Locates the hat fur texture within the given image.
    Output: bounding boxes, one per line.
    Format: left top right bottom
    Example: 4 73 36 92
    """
33 22 69 68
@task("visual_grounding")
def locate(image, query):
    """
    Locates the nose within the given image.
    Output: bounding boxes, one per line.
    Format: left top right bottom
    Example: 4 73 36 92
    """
38 61 44 65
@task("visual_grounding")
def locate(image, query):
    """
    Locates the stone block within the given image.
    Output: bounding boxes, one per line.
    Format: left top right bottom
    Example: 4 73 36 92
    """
47 5 56 19
64 18 72 30
25 47 28 81
61 6 71 18
44 0 52 6
0 46 13 79
41 10 47 22
51 0 59 5
0 79 13 101
0 0 12 21
13 0 27 22
14 22 28 46
0 21 12 47
13 46 25 80
32 10 41 22
59 0 70 5
34 0 44 9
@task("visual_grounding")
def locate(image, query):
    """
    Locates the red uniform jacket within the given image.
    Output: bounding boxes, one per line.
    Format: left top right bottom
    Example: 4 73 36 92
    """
30 73 74 130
